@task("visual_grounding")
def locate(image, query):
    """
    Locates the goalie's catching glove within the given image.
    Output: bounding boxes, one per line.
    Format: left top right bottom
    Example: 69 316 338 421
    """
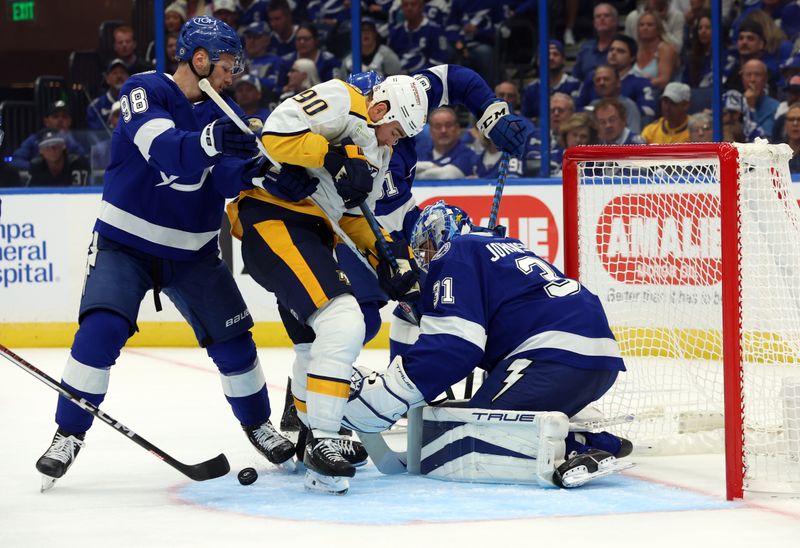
246 158 319 202
476 100 530 157
374 238 421 302
323 140 373 209
200 117 259 159
343 356 425 433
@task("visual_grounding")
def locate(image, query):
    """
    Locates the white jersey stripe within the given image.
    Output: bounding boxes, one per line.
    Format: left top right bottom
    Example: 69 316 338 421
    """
389 314 421 346
97 200 219 251
376 195 418 235
420 315 487 350
507 331 622 360
61 355 111 395
219 359 266 398
132 118 176 162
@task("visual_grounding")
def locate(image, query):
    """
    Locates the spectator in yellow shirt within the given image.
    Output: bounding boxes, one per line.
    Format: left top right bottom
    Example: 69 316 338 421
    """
641 82 691 144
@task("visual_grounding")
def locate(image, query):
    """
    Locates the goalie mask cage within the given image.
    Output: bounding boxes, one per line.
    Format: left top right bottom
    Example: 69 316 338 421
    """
562 142 800 500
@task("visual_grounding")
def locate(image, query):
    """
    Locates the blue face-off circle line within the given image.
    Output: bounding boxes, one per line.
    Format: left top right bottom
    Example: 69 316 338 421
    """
176 465 737 525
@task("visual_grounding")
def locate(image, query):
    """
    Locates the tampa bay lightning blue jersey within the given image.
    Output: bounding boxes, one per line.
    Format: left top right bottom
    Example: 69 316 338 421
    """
375 65 497 239
403 233 625 401
96 71 251 261
576 71 657 119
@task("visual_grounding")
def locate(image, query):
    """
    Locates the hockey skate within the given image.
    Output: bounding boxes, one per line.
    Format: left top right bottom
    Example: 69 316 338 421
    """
243 420 297 472
303 434 356 495
35 429 86 492
552 448 635 488
297 424 368 467
279 378 302 433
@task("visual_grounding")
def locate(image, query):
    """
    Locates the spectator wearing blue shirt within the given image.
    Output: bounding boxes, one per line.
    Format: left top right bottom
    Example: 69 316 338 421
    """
243 21 286 96
280 23 343 83
573 3 619 82
585 65 643 133
237 0 269 27
266 0 298 57
446 0 501 86
522 40 581 120
87 59 130 132
11 100 86 171
742 59 780 137
388 0 448 74
417 107 478 179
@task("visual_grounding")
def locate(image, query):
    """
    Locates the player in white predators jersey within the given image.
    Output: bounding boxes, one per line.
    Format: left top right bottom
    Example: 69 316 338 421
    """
226 75 427 494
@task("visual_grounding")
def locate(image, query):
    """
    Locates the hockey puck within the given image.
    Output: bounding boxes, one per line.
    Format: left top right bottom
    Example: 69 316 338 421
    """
237 467 257 485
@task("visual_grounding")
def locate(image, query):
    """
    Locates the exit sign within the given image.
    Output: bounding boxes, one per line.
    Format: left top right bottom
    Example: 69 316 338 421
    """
10 1 34 21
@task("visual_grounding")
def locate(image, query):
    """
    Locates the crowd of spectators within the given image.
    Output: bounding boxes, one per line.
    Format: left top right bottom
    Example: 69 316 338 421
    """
4 0 800 190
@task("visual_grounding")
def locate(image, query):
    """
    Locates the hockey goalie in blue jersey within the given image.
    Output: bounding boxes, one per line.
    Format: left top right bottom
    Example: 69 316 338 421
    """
34 16 300 491
343 201 634 488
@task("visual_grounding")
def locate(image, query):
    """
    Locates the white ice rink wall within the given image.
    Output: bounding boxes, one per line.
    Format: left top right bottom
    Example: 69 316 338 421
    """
1 179 798 347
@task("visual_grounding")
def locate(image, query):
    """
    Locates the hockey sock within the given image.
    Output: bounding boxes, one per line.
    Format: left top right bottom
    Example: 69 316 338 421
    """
56 310 130 433
207 332 271 426
360 301 382 344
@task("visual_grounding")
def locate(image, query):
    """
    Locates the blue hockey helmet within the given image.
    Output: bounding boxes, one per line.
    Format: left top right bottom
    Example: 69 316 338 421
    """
347 71 383 95
176 16 244 74
411 200 473 272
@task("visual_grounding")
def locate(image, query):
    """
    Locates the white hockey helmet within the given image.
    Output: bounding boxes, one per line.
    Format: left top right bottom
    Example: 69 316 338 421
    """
371 75 428 138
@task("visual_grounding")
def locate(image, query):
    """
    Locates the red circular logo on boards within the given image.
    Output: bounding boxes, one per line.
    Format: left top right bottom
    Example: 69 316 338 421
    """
419 195 559 263
595 193 722 285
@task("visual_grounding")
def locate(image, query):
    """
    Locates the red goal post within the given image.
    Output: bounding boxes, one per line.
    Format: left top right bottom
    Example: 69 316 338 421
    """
562 142 800 500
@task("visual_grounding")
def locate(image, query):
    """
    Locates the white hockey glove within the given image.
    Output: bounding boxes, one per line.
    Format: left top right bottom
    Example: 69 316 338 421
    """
343 356 425 433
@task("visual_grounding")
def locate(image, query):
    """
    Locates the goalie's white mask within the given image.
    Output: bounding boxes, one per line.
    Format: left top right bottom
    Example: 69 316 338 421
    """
411 200 473 272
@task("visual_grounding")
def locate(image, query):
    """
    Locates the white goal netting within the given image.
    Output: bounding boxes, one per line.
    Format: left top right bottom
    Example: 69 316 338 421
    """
569 142 800 495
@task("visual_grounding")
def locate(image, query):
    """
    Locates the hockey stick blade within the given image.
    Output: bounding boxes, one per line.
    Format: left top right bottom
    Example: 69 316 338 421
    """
357 432 407 475
0 344 230 482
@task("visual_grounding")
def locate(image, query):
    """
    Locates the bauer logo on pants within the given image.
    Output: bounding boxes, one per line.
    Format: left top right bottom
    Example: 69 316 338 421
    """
596 193 721 286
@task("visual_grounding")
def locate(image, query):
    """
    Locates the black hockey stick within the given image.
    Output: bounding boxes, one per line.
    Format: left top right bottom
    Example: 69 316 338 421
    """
462 152 510 400
359 203 421 325
0 344 230 481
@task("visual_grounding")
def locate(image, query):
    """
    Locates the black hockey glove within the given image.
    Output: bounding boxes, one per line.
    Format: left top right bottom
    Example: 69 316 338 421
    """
247 159 319 202
376 239 421 302
323 141 373 209
200 117 259 159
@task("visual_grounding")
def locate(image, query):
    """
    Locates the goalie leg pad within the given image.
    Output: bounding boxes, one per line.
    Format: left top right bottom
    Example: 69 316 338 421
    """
416 406 569 487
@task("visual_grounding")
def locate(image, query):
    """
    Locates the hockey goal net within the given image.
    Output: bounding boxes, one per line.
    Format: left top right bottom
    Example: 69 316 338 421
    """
562 142 800 499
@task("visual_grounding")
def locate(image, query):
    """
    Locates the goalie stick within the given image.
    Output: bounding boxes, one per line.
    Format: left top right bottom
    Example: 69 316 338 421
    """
0 344 230 482
462 152 510 400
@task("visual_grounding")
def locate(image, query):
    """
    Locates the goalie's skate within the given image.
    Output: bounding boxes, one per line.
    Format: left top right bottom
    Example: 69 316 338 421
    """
553 449 635 488
35 429 85 492
244 420 297 472
303 435 356 495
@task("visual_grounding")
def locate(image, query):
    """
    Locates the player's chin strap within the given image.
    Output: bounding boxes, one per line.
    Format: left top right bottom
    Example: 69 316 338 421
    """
191 60 216 93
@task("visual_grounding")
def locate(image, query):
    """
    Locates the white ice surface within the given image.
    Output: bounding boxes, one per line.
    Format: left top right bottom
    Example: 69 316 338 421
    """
1 347 799 548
